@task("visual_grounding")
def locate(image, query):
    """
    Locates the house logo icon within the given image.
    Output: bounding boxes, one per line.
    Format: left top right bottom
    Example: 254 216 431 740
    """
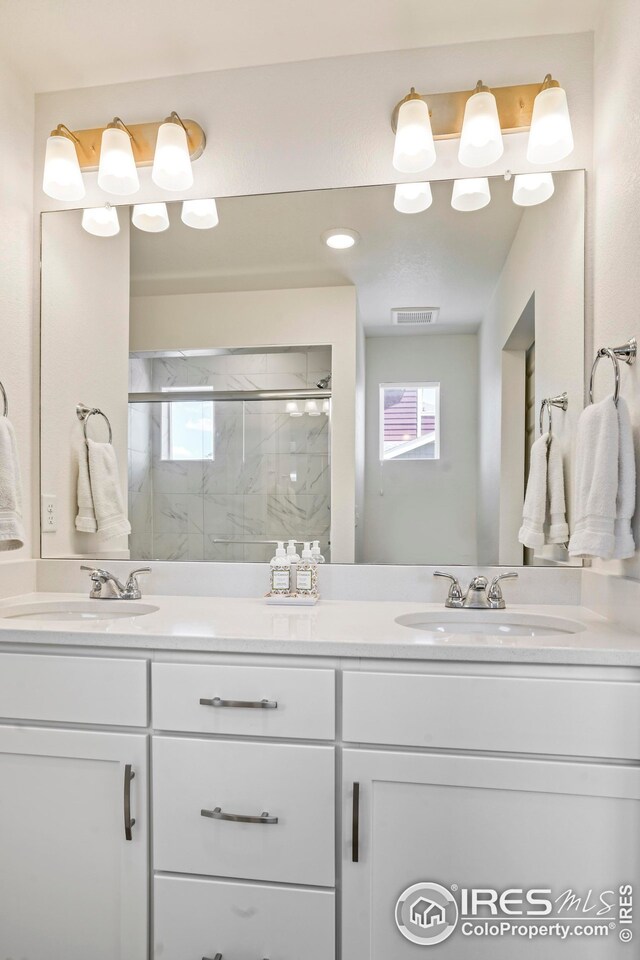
395 882 459 946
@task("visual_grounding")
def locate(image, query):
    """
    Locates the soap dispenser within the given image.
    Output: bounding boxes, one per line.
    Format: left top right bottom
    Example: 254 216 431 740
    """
296 542 319 599
269 541 291 596
311 540 325 563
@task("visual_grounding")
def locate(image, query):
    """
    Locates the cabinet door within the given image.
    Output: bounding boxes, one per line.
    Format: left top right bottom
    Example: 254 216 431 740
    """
343 749 640 959
0 726 148 960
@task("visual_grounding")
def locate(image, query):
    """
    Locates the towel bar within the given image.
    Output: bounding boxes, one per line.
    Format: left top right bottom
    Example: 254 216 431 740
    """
76 403 113 443
589 338 636 406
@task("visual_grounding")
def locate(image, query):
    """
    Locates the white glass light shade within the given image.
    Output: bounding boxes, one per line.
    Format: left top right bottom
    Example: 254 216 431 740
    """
305 400 321 416
81 204 120 237
458 90 504 167
393 97 436 174
393 181 433 214
131 202 170 233
286 401 303 417
527 85 574 164
42 134 85 201
512 172 555 207
152 120 193 191
322 400 330 414
98 126 139 196
451 177 491 212
181 198 219 229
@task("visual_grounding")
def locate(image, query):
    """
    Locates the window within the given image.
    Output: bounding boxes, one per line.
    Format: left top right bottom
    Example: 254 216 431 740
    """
162 400 215 461
379 382 440 461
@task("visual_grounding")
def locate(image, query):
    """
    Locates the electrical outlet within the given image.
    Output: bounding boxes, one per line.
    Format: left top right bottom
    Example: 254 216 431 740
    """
41 495 57 532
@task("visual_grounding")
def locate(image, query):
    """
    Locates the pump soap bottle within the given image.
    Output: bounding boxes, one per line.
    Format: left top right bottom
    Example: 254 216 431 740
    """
268 542 291 597
295 542 319 600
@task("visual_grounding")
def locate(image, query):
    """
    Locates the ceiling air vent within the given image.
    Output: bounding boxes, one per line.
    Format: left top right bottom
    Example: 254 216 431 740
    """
391 307 440 326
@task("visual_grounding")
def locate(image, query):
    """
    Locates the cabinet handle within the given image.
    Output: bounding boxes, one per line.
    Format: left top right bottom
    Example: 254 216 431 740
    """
201 806 278 825
124 764 135 841
352 781 360 862
199 696 278 709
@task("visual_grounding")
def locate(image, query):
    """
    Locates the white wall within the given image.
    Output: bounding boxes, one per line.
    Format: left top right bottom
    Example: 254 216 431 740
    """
478 171 585 563
592 0 640 580
0 58 34 563
131 286 357 561
362 334 478 565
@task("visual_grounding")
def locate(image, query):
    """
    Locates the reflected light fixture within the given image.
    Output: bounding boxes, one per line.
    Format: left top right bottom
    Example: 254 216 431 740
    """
392 89 436 173
98 119 139 196
512 172 555 207
81 204 120 237
527 75 574 164
305 400 321 416
323 228 359 249
286 401 303 417
451 177 491 212
42 125 85 201
131 202 170 232
458 81 504 168
181 198 219 229
322 400 330 415
393 181 433 214
152 112 194 191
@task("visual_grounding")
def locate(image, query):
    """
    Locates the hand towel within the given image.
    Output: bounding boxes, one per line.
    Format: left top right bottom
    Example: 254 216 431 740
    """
568 395 619 559
518 433 549 548
546 435 569 544
0 418 25 551
75 436 131 540
612 397 636 559
75 432 98 533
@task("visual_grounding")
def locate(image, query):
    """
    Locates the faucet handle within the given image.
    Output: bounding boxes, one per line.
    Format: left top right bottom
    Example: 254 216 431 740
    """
488 571 518 608
434 571 465 608
125 567 152 598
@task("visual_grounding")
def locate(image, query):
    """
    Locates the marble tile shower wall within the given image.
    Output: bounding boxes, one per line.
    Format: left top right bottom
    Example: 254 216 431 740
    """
128 349 331 562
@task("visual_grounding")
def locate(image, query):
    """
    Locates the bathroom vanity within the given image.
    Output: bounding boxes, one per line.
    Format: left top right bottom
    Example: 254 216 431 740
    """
0 593 638 959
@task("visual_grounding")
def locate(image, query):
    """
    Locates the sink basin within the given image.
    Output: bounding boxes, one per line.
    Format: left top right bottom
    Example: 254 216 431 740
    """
395 611 586 638
0 600 159 622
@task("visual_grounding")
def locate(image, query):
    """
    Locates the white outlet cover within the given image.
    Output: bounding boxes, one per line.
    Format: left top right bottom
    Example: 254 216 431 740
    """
41 494 57 532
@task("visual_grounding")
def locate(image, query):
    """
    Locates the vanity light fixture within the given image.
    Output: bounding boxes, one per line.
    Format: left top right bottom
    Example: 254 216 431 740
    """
131 202 170 233
512 172 555 206
81 203 120 237
323 228 359 249
181 198 219 229
458 81 504 168
97 119 140 196
286 401 303 417
451 177 491 212
527 75 574 164
42 125 85 201
152 113 194 191
392 89 436 173
393 181 433 214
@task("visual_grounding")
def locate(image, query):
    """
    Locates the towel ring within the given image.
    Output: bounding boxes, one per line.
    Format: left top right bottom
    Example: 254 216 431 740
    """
589 338 637 406
76 403 113 443
0 380 7 417
539 393 568 436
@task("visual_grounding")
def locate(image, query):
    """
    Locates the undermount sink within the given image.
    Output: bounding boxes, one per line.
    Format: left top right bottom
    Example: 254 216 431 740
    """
395 610 586 638
0 600 159 622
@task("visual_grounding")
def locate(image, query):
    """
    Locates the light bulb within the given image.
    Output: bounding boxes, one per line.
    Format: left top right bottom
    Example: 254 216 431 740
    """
392 94 436 173
152 118 193 191
323 229 359 249
393 181 433 214
451 178 491 212
286 401 303 417
81 204 120 237
527 78 574 164
98 124 139 196
131 203 170 233
512 172 555 207
181 198 219 229
305 400 321 416
458 84 504 168
42 131 85 201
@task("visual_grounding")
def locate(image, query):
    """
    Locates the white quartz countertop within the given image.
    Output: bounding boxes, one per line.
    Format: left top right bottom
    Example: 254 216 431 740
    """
0 593 639 665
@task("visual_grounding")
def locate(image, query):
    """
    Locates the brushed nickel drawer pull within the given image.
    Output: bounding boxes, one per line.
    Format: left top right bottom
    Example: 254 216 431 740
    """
201 806 279 825
124 764 135 842
352 781 360 863
199 696 278 709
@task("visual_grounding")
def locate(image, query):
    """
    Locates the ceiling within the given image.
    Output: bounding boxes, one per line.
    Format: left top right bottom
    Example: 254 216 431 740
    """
130 178 532 334
1 0 601 93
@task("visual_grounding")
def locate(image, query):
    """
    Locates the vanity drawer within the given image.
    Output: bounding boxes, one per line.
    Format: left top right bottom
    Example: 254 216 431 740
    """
153 736 335 886
154 875 335 960
343 670 640 760
0 652 147 726
152 662 335 739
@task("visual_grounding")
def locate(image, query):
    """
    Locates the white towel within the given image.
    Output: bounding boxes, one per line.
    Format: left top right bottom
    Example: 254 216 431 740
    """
568 395 619 559
612 397 636 559
0 418 25 551
75 436 131 540
519 433 549 548
546 435 569 544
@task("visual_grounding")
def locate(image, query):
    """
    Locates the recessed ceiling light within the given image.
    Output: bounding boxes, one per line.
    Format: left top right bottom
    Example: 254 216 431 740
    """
322 228 359 249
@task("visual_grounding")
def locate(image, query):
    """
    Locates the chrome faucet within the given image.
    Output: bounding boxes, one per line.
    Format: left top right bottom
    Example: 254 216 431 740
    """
434 571 518 609
81 565 151 600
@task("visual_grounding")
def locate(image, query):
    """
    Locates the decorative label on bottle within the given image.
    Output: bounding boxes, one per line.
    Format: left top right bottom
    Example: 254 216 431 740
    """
297 569 313 591
271 569 291 592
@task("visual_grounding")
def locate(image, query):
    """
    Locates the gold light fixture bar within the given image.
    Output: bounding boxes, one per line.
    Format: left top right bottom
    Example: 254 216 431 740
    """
391 81 547 138
51 117 206 170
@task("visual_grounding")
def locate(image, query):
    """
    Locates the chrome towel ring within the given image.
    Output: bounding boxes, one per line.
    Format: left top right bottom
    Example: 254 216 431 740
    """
539 392 568 436
76 403 113 443
0 379 7 417
589 338 637 406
